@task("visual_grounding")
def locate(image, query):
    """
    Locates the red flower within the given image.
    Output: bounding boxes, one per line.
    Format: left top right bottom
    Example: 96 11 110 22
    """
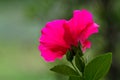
39 10 99 62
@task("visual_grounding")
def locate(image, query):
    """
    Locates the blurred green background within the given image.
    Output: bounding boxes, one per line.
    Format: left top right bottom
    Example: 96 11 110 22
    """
0 0 120 80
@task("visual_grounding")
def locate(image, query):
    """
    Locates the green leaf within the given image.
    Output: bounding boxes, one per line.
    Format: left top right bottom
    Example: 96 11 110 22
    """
69 76 83 80
66 50 74 62
75 54 85 73
84 53 112 80
50 65 79 76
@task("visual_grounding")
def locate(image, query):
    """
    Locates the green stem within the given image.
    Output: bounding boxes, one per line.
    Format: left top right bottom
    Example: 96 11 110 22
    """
70 61 81 76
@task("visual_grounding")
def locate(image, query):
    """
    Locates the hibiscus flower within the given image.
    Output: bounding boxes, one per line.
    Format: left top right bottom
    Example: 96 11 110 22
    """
39 9 99 62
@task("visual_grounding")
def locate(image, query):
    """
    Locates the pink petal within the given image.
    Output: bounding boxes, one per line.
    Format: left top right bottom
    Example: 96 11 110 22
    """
39 45 65 62
39 20 69 62
78 23 99 42
78 23 99 52
82 40 91 52
63 21 77 46
67 10 93 37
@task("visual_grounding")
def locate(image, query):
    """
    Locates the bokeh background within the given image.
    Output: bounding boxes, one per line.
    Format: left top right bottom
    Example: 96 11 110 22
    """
0 0 120 80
